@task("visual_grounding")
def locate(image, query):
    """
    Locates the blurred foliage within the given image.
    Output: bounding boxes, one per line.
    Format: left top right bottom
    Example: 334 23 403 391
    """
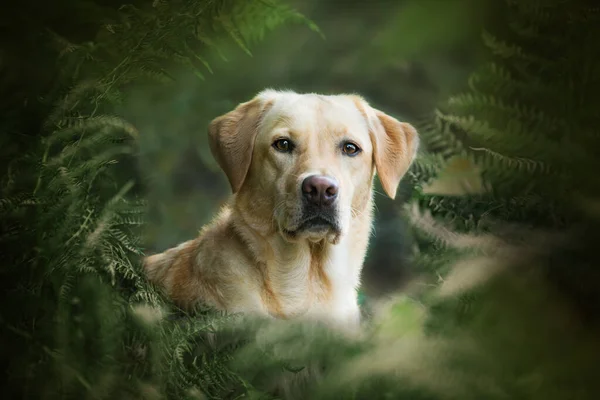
408 0 600 319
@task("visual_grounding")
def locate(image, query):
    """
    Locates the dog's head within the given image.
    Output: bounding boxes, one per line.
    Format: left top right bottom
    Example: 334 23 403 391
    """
209 90 419 244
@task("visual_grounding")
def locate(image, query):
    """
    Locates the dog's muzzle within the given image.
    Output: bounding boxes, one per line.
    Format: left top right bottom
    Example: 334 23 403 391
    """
283 175 341 239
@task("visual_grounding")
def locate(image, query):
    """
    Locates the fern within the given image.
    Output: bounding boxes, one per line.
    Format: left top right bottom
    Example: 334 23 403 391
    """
1 1 317 399
409 1 600 364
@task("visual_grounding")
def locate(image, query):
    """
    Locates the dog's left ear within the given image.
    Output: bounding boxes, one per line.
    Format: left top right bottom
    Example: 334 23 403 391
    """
368 109 419 199
208 96 274 193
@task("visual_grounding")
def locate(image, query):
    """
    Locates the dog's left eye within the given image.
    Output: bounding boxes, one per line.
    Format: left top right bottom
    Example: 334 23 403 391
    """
342 142 361 156
272 138 294 153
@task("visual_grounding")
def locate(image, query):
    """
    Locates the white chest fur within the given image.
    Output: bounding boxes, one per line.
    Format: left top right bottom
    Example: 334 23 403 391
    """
254 234 363 329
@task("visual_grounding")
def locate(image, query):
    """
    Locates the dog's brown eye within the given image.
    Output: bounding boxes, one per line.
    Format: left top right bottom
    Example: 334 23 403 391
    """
342 142 361 156
273 138 294 153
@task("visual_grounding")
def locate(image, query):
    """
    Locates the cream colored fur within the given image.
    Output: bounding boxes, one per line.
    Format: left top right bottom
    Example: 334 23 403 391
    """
143 89 419 332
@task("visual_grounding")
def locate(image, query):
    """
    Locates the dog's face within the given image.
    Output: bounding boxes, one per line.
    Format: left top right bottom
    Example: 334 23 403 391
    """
209 90 418 244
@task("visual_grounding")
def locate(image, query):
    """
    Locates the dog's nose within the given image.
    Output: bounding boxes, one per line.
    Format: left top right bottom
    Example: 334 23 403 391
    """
302 175 339 207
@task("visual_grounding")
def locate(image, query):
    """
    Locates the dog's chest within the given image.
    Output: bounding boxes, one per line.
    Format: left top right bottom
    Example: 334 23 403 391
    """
257 243 361 326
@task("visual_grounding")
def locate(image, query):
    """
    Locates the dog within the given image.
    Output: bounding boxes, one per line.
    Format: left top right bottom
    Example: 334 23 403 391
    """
143 89 419 331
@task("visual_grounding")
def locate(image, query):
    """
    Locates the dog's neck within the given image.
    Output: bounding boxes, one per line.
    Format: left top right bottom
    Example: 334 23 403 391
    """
229 196 372 319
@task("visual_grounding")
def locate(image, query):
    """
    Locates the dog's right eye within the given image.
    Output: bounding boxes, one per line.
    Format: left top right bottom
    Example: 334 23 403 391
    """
272 138 294 153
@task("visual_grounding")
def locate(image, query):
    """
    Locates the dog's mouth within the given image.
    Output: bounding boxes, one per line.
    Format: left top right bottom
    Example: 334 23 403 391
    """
301 216 336 231
282 215 340 242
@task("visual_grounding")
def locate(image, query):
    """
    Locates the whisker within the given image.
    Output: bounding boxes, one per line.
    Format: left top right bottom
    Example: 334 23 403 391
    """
372 189 387 197
338 204 367 220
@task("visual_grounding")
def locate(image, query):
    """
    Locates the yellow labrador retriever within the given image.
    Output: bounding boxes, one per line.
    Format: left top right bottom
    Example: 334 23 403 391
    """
143 89 418 330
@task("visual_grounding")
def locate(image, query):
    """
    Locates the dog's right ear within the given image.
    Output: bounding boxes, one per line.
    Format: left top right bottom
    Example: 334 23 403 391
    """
350 95 419 199
208 96 274 193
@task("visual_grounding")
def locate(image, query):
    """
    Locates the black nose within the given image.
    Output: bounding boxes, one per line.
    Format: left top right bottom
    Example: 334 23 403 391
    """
302 175 339 207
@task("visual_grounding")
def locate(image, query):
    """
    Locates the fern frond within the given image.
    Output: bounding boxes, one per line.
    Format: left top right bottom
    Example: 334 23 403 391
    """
482 30 544 63
469 147 551 174
406 201 503 252
434 110 589 167
446 93 564 135
408 152 448 187
419 114 467 158
109 228 144 255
